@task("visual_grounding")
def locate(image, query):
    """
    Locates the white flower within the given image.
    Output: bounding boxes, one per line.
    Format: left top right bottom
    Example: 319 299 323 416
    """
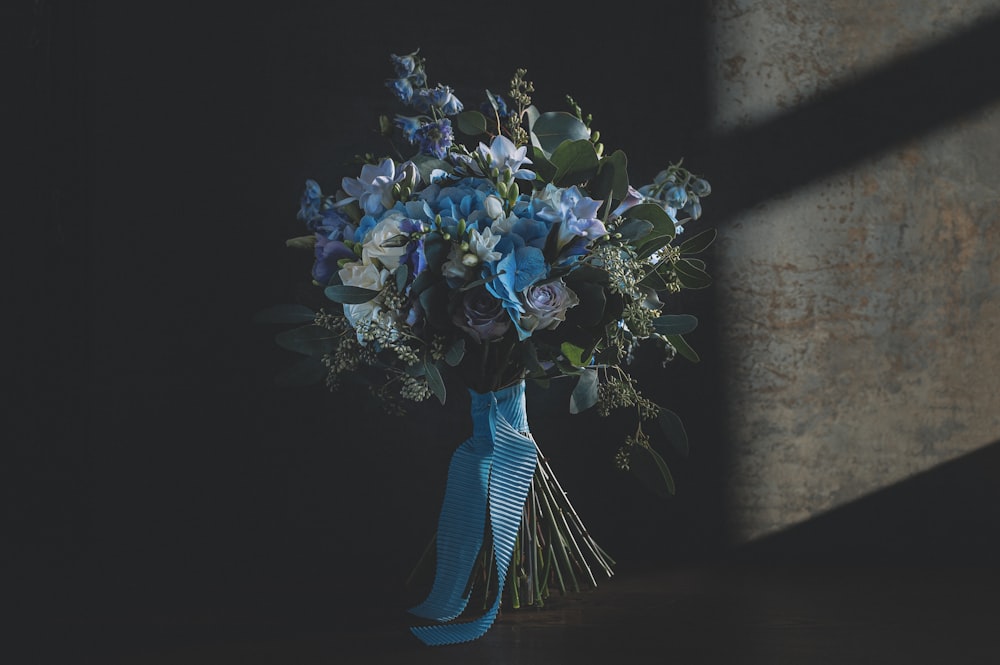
338 261 392 339
361 212 409 269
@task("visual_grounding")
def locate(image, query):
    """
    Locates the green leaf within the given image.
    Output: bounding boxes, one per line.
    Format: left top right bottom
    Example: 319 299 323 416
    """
410 154 453 183
560 341 589 367
569 368 599 414
615 219 654 243
455 110 488 136
665 334 700 363
629 443 676 497
657 409 690 457
674 259 712 289
395 263 409 293
528 110 591 159
626 203 676 248
424 359 446 404
274 324 337 356
274 355 327 387
324 284 381 304
444 337 466 366
253 304 316 324
651 314 698 336
550 139 600 186
678 227 717 255
285 235 316 250
422 233 449 272
591 149 629 208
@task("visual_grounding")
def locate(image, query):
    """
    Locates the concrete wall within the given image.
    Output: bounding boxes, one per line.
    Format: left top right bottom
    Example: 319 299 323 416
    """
708 1 1000 542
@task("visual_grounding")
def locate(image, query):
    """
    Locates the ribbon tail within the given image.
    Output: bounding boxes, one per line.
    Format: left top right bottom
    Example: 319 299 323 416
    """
410 412 537 646
407 435 492 622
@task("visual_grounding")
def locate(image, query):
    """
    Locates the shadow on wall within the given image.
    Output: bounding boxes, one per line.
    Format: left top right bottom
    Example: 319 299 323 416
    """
731 439 1000 566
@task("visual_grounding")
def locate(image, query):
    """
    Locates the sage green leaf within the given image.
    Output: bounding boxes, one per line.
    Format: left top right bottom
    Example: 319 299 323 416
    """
651 314 698 336
616 219 654 243
529 111 591 159
424 359 446 404
665 333 700 363
569 368 599 414
285 235 316 250
657 409 690 457
637 266 670 291
422 233 449 271
395 263 409 293
456 110 488 136
674 259 712 289
274 355 327 387
550 139 599 186
678 227 717 255
591 149 629 206
324 284 381 304
629 443 676 497
410 154 453 183
627 203 676 254
253 304 316 324
444 337 466 366
635 233 674 260
274 324 337 356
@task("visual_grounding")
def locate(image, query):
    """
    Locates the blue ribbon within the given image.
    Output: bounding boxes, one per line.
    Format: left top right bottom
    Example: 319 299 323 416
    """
409 381 537 646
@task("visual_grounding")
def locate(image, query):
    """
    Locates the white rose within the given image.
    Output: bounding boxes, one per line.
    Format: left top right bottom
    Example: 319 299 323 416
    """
338 261 391 337
361 213 408 269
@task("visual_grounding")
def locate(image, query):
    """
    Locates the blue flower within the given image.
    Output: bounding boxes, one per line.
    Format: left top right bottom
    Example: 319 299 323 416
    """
394 114 424 142
389 50 422 78
297 179 323 226
340 157 412 216
386 77 414 103
312 234 356 286
414 118 454 159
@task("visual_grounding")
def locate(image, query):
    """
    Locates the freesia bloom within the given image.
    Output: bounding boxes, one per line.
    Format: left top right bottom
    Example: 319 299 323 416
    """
340 158 412 216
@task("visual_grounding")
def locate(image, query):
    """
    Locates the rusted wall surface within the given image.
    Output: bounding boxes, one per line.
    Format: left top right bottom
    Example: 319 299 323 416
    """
708 1 1000 542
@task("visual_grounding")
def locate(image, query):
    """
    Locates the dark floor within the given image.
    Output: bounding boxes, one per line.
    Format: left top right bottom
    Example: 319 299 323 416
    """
15 560 997 665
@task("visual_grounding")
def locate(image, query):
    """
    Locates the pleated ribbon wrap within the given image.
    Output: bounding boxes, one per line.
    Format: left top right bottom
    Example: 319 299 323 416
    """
408 380 538 646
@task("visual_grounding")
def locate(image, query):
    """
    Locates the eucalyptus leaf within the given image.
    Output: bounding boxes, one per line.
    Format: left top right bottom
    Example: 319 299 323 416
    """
569 368 599 414
253 304 316 325
410 154 453 183
274 324 337 356
615 219 654 243
424 359 446 404
665 334 700 363
550 139 600 186
674 259 712 289
285 235 316 250
456 110 488 136
529 111 591 159
324 284 381 304
395 263 409 293
629 443 676 497
274 355 327 387
657 409 690 457
591 149 629 207
651 314 698 336
678 227 717 255
444 337 466 366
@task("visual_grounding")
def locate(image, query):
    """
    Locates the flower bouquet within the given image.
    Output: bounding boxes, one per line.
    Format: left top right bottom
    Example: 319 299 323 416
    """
256 49 715 646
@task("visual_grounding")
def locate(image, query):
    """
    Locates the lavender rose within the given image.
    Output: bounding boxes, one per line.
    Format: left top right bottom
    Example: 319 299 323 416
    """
519 278 579 334
454 286 510 342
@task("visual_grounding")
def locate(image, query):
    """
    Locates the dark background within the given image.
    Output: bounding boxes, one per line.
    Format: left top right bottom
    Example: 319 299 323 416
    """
10 0 1000 652
11 0 725 633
